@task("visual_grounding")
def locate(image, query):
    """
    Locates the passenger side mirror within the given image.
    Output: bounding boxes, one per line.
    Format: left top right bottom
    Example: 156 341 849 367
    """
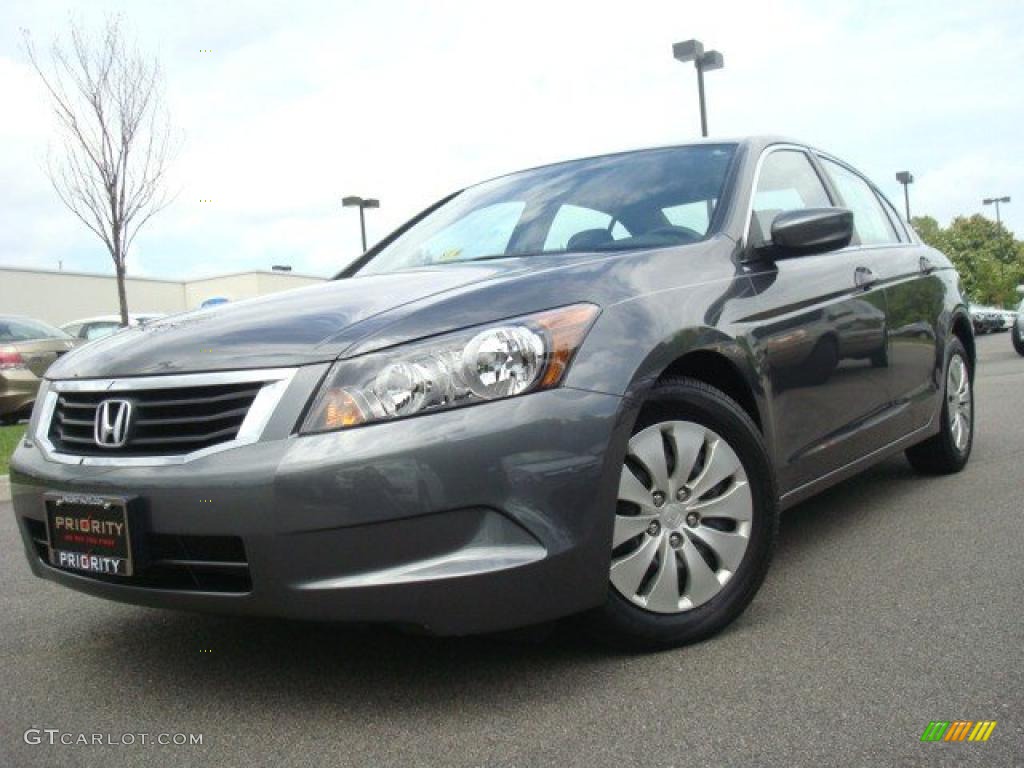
758 208 854 258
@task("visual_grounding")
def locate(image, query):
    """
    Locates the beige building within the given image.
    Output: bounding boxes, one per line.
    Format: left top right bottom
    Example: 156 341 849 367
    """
0 265 327 326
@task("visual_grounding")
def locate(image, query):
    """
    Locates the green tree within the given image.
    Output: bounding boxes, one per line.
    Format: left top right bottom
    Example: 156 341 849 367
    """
910 214 1023 306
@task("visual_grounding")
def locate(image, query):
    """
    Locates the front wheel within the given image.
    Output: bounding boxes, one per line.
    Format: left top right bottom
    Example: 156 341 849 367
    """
587 377 777 650
905 339 973 475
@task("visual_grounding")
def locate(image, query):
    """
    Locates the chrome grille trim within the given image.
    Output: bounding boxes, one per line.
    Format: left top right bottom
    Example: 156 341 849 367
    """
36 368 297 467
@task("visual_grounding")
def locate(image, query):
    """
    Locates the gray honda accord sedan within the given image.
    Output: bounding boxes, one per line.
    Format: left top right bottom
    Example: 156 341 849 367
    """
10 137 974 648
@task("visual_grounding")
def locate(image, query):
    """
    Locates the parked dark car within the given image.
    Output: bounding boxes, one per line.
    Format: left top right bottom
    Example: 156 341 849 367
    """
10 137 974 648
0 316 79 425
1013 299 1024 356
970 304 1004 334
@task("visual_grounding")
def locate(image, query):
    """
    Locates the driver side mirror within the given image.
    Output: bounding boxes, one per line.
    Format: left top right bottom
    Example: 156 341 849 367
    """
757 208 854 259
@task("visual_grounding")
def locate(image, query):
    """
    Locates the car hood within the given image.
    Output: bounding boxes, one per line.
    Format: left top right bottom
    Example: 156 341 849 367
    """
46 265 520 378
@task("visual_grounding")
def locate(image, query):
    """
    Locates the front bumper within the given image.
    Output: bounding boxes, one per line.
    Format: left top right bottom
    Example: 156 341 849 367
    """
10 386 629 635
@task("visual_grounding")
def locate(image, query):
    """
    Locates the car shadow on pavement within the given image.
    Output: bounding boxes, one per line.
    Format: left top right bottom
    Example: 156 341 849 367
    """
775 454 920 555
59 455 928 708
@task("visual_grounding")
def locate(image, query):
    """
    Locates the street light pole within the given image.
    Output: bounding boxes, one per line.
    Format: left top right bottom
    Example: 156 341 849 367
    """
983 196 1010 228
895 171 914 221
673 40 724 138
342 196 380 252
695 61 707 137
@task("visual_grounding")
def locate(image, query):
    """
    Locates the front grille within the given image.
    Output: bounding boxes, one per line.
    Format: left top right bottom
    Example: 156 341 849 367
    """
48 382 262 457
24 518 252 593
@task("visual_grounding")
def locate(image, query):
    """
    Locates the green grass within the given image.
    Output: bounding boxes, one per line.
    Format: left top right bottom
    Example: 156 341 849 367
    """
1 424 26 476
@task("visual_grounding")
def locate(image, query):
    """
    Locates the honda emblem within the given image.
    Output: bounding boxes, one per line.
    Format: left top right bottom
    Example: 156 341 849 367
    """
94 399 132 448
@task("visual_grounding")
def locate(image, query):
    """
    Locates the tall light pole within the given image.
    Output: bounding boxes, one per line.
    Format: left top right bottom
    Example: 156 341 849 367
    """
895 171 914 221
672 39 724 137
342 196 380 252
983 196 1010 227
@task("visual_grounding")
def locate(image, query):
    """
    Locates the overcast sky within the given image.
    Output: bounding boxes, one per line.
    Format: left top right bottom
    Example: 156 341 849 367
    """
1 0 1022 280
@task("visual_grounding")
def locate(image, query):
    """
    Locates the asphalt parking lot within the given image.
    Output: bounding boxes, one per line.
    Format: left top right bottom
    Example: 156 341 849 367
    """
1 333 1021 768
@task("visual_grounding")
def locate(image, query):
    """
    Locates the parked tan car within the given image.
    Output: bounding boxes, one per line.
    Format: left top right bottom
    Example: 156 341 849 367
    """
0 316 80 424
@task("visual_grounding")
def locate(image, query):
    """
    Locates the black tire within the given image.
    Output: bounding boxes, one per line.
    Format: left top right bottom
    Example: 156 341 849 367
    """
586 376 778 650
1013 325 1024 357
1 413 19 426
905 338 973 475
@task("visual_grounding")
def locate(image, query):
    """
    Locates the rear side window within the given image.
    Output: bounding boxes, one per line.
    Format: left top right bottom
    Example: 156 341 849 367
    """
819 158 899 246
750 150 832 244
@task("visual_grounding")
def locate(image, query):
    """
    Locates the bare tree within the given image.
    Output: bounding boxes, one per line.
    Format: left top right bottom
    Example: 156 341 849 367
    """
23 16 179 325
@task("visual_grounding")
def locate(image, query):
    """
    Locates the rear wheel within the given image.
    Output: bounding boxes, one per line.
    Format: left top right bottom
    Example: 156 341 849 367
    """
905 339 973 475
1012 324 1024 356
588 377 777 650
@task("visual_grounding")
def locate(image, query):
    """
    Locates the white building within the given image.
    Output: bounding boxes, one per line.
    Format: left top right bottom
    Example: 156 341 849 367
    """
0 265 327 326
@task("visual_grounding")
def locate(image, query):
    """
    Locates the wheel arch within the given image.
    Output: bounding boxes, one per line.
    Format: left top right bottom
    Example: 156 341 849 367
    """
950 309 975 376
656 349 764 434
611 330 775 487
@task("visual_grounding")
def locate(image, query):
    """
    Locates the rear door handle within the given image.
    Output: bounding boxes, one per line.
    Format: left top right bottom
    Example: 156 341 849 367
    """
854 266 877 290
919 255 936 274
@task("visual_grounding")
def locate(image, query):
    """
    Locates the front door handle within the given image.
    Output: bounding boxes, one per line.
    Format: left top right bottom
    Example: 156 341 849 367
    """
919 255 936 274
854 266 877 290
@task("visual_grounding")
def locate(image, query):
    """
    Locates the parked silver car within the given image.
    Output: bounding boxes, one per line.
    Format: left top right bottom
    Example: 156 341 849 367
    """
61 314 165 342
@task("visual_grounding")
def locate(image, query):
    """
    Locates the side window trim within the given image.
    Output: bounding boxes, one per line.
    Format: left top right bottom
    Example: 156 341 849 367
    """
743 144 837 250
806 150 859 247
873 187 910 243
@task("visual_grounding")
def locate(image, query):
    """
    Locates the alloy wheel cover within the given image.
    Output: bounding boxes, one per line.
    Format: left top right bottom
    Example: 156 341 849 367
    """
611 420 753 614
948 353 972 452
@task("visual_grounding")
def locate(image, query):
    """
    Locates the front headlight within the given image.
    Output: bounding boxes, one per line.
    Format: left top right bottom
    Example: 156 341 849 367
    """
301 303 600 433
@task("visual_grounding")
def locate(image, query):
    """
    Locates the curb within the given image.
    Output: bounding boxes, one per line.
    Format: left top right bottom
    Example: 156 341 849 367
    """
0 475 10 503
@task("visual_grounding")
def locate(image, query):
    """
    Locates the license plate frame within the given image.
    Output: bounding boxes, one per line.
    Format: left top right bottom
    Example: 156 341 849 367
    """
44 493 138 577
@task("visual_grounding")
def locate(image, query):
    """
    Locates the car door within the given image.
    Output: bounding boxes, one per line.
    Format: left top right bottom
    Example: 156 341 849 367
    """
816 155 945 435
738 147 897 494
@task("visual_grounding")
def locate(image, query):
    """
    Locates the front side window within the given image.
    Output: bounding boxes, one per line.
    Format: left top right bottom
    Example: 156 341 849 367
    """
356 145 737 275
750 150 832 245
819 158 899 246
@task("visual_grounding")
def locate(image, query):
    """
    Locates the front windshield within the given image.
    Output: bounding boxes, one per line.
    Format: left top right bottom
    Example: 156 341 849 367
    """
357 144 736 276
0 317 72 342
